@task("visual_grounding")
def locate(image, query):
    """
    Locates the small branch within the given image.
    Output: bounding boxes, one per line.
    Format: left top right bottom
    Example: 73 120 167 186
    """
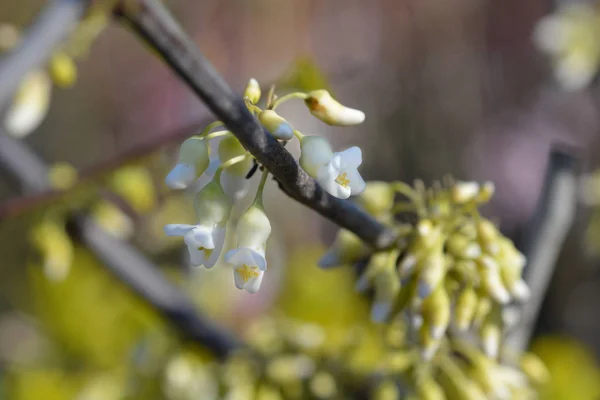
115 0 398 250
507 148 578 351
0 0 91 112
0 131 242 359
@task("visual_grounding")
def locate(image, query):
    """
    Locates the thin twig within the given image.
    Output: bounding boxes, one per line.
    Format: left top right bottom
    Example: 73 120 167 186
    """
0 0 91 112
507 148 578 351
114 0 398 250
0 131 242 358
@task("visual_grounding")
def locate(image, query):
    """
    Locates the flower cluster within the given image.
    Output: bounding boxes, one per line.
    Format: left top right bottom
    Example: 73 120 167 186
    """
164 79 366 292
533 2 600 91
322 179 531 362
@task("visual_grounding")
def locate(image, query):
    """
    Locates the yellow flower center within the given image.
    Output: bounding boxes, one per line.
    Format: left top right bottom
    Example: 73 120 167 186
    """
335 172 350 188
237 264 260 283
197 246 213 258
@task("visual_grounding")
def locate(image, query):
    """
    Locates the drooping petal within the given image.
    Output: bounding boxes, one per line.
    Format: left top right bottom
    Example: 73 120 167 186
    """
225 247 267 271
346 169 366 196
164 224 195 237
338 146 362 169
244 269 265 293
317 162 352 199
204 226 226 268
165 163 197 189
187 226 216 249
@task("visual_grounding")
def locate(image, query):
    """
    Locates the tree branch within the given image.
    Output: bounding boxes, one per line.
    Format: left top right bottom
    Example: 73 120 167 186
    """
0 132 242 359
0 0 91 112
508 148 578 351
114 0 398 250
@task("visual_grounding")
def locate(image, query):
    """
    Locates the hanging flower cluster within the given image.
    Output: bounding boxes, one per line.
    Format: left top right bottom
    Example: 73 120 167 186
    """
533 2 600 91
321 179 531 364
163 79 366 292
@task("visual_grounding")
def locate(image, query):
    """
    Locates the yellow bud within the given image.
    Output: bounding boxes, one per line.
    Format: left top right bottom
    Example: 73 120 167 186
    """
421 286 450 340
244 78 261 104
419 322 441 360
266 355 315 384
417 249 446 298
109 166 156 213
371 263 401 322
417 378 447 400
450 260 478 285
371 379 400 400
454 286 478 331
218 136 253 176
446 234 481 259
48 162 78 190
357 181 396 216
49 52 77 88
451 181 479 204
473 297 492 327
477 220 499 248
30 219 74 281
521 352 551 385
309 371 337 399
258 110 294 140
304 89 365 126
5 70 52 138
478 257 511 304
481 321 501 359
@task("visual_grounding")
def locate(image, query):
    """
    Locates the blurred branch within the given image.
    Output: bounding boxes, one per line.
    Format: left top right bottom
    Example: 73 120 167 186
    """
114 0 398 250
508 148 578 351
0 132 242 359
0 0 91 112
0 120 210 220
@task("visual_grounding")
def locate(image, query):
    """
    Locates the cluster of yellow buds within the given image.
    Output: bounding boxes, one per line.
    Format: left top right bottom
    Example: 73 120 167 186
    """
322 179 531 364
164 79 367 292
162 318 362 400
533 2 600 91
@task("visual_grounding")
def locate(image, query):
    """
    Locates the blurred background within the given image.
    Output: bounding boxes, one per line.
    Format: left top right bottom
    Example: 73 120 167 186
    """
1 0 600 398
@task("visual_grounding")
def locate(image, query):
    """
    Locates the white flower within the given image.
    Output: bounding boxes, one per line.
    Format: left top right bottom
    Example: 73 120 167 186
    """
164 180 232 268
258 110 293 140
225 204 271 293
218 136 253 201
166 137 210 189
4 69 52 138
164 223 226 268
299 135 334 178
304 90 365 126
316 147 366 199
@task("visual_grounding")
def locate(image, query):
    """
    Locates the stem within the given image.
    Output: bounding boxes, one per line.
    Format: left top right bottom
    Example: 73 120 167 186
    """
271 92 308 110
254 167 269 207
199 120 224 137
293 130 305 141
213 154 248 184
265 84 276 109
203 130 232 140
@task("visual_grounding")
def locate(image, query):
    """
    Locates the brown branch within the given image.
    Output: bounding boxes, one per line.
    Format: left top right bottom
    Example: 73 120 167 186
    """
114 0 398 250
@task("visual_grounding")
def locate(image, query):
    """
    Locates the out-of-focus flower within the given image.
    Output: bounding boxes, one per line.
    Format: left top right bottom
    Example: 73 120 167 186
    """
164 180 232 268
304 90 365 126
91 201 134 240
533 3 600 91
30 219 74 282
49 52 77 88
166 137 210 189
4 70 52 138
258 110 294 140
225 203 271 293
109 165 156 214
318 228 371 268
48 162 78 190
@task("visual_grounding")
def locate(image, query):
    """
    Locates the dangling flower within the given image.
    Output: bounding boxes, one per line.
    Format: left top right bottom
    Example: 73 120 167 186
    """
225 202 271 293
164 180 232 268
304 90 365 126
299 135 334 178
316 147 366 199
4 69 52 138
258 110 294 140
218 136 253 202
165 137 210 190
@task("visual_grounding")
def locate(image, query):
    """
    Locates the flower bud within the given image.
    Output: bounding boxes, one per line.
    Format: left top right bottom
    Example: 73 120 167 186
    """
473 297 492 327
481 321 501 359
233 203 271 252
258 110 294 140
371 265 401 322
357 181 396 216
166 137 210 189
446 234 481 259
417 378 446 400
217 136 251 175
477 257 511 304
193 180 233 226
454 286 478 331
477 220 500 254
244 78 261 104
304 90 365 126
421 286 450 340
4 69 51 138
319 228 370 268
417 249 446 298
49 52 77 88
452 181 480 204
419 322 441 361
299 135 333 178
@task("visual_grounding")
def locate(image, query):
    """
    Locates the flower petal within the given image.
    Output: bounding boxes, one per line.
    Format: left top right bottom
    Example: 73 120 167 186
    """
165 163 197 189
187 226 216 249
221 170 250 202
347 169 366 195
339 147 362 168
164 224 195 237
203 226 226 268
245 269 265 293
225 247 267 271
317 163 351 199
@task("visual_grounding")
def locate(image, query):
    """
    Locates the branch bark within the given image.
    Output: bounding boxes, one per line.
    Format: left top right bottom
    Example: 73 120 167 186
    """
0 133 242 359
507 148 578 351
115 0 398 250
